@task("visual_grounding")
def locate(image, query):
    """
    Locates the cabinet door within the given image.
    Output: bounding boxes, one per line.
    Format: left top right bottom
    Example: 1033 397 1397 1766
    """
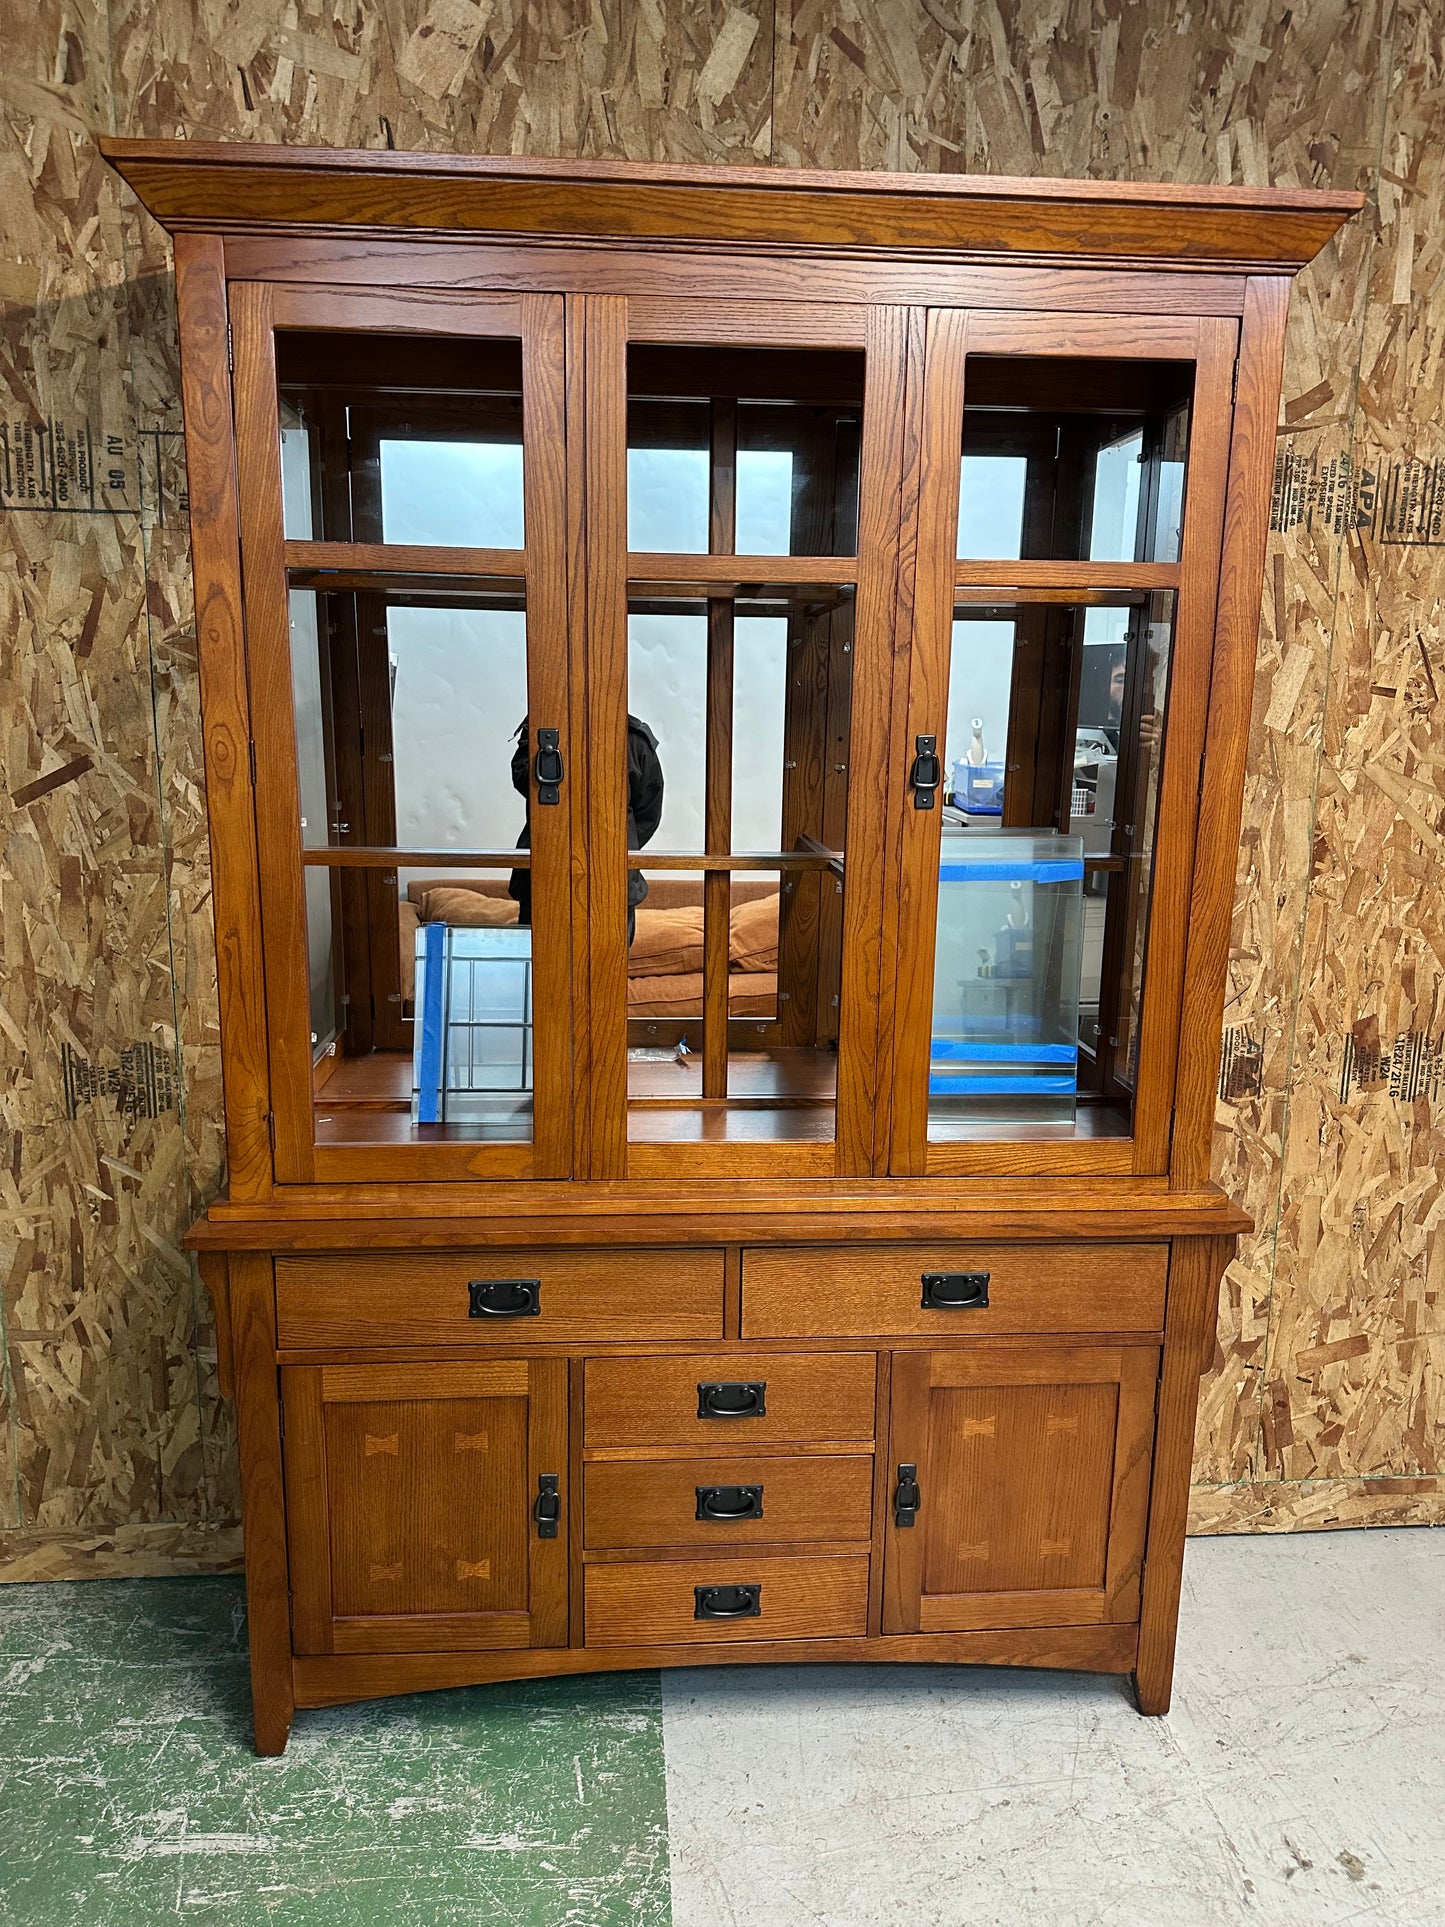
283 1358 567 1654
883 1345 1156 1634
887 308 1238 1177
230 282 575 1184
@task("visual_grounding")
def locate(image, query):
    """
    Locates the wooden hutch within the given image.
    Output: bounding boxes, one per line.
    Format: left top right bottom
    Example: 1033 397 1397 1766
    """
102 138 1358 1754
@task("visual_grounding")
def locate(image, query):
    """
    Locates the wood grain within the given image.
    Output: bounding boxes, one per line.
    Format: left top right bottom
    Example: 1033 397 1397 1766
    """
584 1453 874 1547
584 1551 869 1645
583 1350 877 1447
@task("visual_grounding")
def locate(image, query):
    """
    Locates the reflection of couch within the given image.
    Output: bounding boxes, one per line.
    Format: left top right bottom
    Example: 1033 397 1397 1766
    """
399 877 779 1019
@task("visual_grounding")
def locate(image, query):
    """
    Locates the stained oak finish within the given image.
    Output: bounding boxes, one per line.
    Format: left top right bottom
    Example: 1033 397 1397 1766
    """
115 140 1353 1751
883 1344 1157 1635
584 1454 874 1548
585 1553 870 1646
742 1244 1167 1338
284 1358 567 1655
583 1351 877 1447
275 1248 724 1349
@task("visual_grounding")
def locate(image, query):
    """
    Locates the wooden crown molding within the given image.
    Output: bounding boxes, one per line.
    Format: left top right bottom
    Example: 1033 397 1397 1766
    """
100 138 1362 273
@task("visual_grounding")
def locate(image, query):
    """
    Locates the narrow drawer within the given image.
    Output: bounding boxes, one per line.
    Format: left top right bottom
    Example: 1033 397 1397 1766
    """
584 1454 874 1549
741 1243 1167 1339
585 1554 869 1647
275 1248 723 1349
584 1352 876 1447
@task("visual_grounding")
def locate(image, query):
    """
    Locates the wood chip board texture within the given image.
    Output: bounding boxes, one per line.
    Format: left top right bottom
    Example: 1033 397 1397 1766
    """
2 0 1442 1574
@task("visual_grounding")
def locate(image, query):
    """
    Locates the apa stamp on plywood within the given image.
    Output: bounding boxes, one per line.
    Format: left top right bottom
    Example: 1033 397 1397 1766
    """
1 414 186 523
1338 1030 1443 1105
1271 446 1445 546
61 1041 175 1120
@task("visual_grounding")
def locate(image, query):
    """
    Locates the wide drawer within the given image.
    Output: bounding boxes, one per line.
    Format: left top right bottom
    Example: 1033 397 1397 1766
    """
584 1454 874 1548
275 1248 723 1349
584 1352 877 1446
741 1243 1167 1338
585 1554 869 1646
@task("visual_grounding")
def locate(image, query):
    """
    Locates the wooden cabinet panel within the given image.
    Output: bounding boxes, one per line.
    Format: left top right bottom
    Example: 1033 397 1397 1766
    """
283 1358 567 1654
584 1454 874 1548
583 1351 877 1446
882 1344 1156 1635
585 1554 869 1646
275 1247 724 1349
742 1243 1166 1338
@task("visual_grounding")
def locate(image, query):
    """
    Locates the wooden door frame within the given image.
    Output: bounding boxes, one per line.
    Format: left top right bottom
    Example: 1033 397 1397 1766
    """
229 279 574 1183
883 305 1238 1180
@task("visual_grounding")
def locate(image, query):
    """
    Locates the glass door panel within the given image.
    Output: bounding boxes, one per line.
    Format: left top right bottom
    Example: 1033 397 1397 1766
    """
611 327 883 1165
890 312 1233 1173
234 287 571 1180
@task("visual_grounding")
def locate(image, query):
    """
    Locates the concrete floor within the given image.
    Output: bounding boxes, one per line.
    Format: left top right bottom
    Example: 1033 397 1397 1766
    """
663 1529 1445 1927
1 1528 1441 1924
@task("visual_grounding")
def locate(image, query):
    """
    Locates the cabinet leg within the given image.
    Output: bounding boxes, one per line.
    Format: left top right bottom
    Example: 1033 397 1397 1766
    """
1132 1661 1172 1717
252 1688 294 1757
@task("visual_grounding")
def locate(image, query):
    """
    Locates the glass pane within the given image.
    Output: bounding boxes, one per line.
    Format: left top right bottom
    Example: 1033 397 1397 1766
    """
276 330 525 548
957 357 1193 563
930 593 1177 1138
288 579 537 1149
623 580 855 1144
626 345 864 556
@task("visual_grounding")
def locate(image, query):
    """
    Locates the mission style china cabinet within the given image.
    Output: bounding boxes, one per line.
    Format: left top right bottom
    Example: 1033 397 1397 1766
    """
102 139 1357 1753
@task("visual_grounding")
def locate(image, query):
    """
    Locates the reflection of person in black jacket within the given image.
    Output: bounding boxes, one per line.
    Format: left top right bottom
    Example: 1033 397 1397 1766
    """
509 716 664 945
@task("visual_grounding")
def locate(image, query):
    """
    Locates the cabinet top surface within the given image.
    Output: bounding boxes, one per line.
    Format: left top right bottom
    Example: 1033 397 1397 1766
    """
100 137 1361 271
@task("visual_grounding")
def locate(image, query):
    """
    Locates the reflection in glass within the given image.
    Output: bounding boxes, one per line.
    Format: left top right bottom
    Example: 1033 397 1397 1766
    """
957 356 1193 563
379 439 524 548
626 345 864 557
931 594 1177 1136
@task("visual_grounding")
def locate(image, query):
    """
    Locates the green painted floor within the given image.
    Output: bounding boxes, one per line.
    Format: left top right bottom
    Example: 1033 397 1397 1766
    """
0 1578 670 1927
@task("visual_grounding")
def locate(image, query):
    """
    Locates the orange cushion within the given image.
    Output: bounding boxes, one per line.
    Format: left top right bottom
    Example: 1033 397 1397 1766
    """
628 972 703 1017
729 892 780 971
629 906 705 977
420 887 520 927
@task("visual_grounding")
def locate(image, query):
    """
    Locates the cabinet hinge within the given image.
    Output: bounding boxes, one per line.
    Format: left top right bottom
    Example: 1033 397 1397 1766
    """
248 739 258 787
1231 359 1240 405
227 321 234 374
266 1111 276 1154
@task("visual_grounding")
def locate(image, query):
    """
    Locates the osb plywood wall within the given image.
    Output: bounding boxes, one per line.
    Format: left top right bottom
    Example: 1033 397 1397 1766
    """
1 0 1441 1579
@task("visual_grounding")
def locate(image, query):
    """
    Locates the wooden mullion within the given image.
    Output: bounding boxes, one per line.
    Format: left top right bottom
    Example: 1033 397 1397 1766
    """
703 399 738 1101
520 291 574 1179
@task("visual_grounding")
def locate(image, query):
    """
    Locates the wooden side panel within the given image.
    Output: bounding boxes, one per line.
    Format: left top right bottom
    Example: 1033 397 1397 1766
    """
174 235 272 1200
227 1254 293 1753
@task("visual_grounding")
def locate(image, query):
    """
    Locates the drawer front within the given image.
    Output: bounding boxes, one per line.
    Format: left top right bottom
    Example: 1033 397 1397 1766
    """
585 1454 874 1549
585 1554 869 1646
741 1244 1167 1339
584 1352 877 1447
275 1248 723 1349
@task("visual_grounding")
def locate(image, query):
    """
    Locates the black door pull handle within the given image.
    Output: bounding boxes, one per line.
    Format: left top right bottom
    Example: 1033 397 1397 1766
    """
468 1278 541 1318
694 1583 762 1620
920 1271 989 1310
697 1381 766 1419
695 1484 764 1522
534 727 564 805
894 1463 921 1529
533 1473 560 1539
911 733 941 809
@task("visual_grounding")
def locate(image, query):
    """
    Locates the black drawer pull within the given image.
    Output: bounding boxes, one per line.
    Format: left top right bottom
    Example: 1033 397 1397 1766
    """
697 1380 766 1419
894 1462 921 1529
695 1484 764 1522
920 1271 989 1310
468 1277 541 1318
694 1583 761 1620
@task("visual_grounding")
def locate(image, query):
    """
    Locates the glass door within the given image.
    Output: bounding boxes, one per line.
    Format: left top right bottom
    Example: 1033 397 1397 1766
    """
888 310 1238 1176
579 298 910 1177
231 284 573 1182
